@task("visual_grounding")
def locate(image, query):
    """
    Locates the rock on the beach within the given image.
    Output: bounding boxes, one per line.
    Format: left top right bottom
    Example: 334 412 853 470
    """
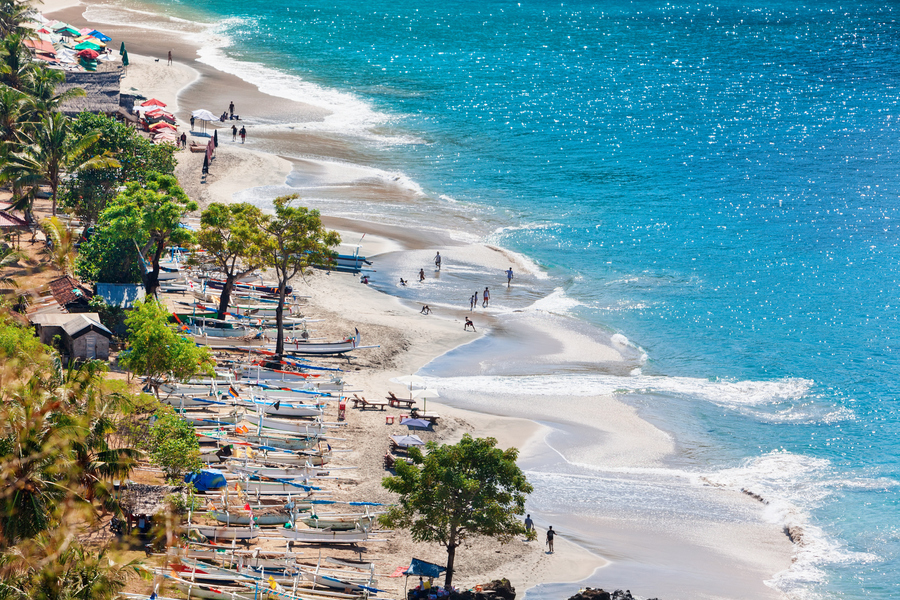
481 579 516 600
568 589 655 600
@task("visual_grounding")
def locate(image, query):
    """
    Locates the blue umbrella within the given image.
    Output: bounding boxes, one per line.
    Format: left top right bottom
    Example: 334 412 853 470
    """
400 417 432 430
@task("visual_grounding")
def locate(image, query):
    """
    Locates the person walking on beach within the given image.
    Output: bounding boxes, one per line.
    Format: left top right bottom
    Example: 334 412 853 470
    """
482 286 490 308
524 514 534 534
239 126 246 144
469 295 475 310
434 251 441 270
229 100 235 117
180 132 187 149
546 526 555 553
419 269 425 282
190 115 195 131
464 316 476 332
232 124 237 141
421 305 431 315
167 50 172 66
506 267 514 288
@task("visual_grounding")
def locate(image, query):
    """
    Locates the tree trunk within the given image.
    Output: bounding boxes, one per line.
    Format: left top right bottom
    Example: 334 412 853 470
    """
445 541 458 590
146 241 164 297
275 277 286 358
217 274 235 320
50 179 57 216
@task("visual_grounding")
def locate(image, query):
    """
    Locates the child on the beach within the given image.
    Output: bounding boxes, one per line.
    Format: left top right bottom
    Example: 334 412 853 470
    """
464 317 476 332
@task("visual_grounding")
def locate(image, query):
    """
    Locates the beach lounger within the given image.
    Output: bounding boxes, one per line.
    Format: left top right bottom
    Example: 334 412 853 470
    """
386 392 417 409
350 394 388 411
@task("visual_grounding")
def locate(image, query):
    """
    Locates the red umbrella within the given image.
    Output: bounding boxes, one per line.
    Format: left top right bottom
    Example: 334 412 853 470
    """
76 49 99 59
141 98 167 107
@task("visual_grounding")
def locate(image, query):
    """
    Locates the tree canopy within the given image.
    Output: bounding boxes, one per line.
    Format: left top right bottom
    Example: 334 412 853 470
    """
380 435 533 588
197 202 269 320
90 172 196 294
61 112 176 229
119 298 214 391
257 194 339 356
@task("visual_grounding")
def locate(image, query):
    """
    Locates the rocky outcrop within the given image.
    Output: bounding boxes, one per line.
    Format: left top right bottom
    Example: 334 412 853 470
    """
567 589 661 600
480 579 515 600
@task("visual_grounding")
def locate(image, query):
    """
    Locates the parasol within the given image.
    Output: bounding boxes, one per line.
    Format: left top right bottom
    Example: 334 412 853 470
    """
411 388 439 413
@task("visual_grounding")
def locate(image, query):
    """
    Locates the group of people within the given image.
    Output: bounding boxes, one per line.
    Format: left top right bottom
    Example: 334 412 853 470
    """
524 514 556 553
231 124 247 143
221 100 241 122
469 287 490 310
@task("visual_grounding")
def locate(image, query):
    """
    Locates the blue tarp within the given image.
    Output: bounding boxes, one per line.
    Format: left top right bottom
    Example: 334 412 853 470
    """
184 469 227 492
405 558 446 578
88 30 111 41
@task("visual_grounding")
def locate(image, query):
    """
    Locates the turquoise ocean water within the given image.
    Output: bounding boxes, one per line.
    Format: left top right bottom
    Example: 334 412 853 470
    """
106 0 900 596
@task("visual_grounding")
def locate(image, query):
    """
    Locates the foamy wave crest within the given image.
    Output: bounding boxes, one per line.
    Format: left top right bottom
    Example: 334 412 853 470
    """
703 451 888 596
525 288 583 315
426 373 849 424
195 44 391 142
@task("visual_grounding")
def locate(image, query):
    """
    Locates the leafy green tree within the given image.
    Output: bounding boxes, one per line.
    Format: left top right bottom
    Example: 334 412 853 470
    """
119 298 213 392
0 112 119 218
22 66 83 120
197 202 268 320
258 194 339 356
148 409 201 481
75 226 143 285
98 173 196 295
61 113 177 228
380 435 533 588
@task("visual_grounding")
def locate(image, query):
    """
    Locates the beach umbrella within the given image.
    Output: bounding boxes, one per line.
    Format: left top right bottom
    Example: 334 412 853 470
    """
400 417 432 431
76 49 99 60
74 40 102 51
119 41 125 55
213 129 218 147
142 98 167 107
411 388 439 413
121 49 129 67
89 30 111 42
202 154 209 175
390 434 425 449
191 109 217 134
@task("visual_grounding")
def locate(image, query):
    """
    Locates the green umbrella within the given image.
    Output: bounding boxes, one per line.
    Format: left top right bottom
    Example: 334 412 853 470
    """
119 41 125 55
74 40 102 51
122 49 129 67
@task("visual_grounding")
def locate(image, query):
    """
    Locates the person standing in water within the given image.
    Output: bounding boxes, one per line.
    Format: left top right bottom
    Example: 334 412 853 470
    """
232 124 237 141
229 100 235 117
167 50 172 65
506 267 514 287
434 251 442 270
482 287 490 308
419 269 425 282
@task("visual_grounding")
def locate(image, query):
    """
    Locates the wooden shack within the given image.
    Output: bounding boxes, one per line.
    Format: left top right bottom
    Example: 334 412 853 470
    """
61 314 112 360
119 482 183 534
30 311 102 346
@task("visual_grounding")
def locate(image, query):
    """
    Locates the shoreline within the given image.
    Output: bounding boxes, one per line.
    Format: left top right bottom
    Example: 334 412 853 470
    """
45 1 795 598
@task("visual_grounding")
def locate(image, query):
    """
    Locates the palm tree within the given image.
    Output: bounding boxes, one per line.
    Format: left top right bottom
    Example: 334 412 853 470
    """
23 67 84 119
41 217 77 275
0 0 36 39
0 34 36 91
1 112 120 217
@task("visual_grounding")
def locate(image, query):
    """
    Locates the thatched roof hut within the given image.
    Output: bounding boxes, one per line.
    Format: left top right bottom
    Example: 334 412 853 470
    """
57 62 124 116
120 482 184 518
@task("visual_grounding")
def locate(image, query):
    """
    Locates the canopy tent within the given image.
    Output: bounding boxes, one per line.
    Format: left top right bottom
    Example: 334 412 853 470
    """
88 29 111 42
191 108 217 134
76 49 99 60
54 25 80 37
149 122 177 131
74 40 102 51
141 98 167 107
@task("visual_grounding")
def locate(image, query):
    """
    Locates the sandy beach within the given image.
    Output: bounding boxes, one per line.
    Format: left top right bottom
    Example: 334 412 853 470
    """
44 1 796 598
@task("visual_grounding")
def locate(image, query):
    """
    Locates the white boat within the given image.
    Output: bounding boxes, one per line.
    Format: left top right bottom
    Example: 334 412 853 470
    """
240 434 320 451
212 511 297 527
227 463 326 480
301 570 378 593
228 479 320 496
301 513 376 531
262 527 370 543
244 399 325 418
172 581 252 600
254 415 331 435
191 525 258 541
